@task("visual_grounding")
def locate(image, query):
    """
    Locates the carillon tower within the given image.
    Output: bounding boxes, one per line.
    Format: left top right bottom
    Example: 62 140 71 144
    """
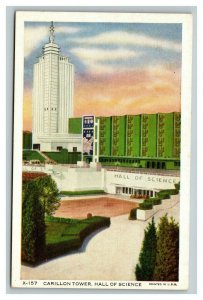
32 22 78 152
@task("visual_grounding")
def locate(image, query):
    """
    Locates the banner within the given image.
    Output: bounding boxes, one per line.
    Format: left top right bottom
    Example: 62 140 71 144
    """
82 116 94 155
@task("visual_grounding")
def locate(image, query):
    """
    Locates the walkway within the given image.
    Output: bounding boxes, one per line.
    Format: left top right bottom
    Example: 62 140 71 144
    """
36 150 56 163
21 202 179 281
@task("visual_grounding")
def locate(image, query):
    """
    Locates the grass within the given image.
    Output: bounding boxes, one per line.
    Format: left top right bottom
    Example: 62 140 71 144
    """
43 149 81 164
60 190 105 196
44 216 110 260
46 222 81 244
23 150 45 162
137 188 179 211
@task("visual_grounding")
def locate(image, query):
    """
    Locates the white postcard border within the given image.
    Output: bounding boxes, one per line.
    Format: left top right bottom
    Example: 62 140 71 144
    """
12 11 193 290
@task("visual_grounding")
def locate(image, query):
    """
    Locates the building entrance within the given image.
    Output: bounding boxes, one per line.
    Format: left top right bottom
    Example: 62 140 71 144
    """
33 144 40 150
116 187 122 194
116 186 156 197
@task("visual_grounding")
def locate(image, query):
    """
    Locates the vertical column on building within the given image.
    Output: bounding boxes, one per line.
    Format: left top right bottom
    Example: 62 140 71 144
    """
32 58 44 142
43 44 59 134
173 112 181 158
93 118 100 163
58 57 74 133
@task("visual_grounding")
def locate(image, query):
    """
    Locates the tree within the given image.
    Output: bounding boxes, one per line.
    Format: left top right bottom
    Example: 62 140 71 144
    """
35 175 60 216
22 175 60 263
153 214 179 281
22 180 46 263
135 217 157 281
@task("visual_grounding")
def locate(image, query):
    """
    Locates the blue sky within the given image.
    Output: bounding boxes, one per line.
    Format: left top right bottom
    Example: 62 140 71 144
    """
24 21 182 129
24 21 182 88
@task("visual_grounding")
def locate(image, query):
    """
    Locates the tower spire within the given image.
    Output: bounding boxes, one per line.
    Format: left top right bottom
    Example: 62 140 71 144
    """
49 21 55 43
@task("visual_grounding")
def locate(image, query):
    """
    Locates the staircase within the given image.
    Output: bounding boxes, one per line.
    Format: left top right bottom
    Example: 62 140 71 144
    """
35 150 57 164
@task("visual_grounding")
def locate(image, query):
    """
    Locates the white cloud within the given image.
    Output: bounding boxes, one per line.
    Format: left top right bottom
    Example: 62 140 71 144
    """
54 26 81 34
24 25 81 57
146 64 181 78
86 62 116 75
77 31 181 52
71 47 140 62
71 47 141 75
24 26 48 57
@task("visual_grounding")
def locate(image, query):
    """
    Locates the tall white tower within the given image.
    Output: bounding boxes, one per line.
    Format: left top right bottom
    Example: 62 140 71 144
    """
32 22 79 152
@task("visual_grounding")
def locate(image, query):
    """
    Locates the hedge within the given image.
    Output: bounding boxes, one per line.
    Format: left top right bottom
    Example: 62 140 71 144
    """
45 216 110 260
157 189 178 198
129 208 138 220
138 186 179 211
174 182 180 191
139 202 153 210
46 215 80 224
46 238 81 258
157 191 170 200
23 150 45 163
43 149 81 164
60 190 105 196
149 198 162 206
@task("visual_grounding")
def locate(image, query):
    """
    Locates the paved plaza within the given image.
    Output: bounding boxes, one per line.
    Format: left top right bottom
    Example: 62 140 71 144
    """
21 200 179 281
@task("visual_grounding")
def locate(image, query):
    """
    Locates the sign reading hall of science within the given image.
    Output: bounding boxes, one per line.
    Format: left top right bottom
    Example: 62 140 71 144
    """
23 163 179 195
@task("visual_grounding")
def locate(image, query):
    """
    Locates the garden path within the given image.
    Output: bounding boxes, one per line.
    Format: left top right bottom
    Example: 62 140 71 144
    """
21 201 179 281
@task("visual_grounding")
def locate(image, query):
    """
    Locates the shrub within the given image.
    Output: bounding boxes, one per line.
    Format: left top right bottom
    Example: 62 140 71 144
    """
22 181 46 264
157 191 170 200
43 149 81 164
45 215 79 224
129 208 137 220
23 150 45 163
149 197 162 206
157 189 178 199
22 176 61 264
170 189 178 195
46 239 81 258
139 202 153 210
60 190 105 196
174 182 180 192
153 215 179 281
45 216 110 260
135 217 157 281
135 215 179 282
78 217 110 240
35 175 60 216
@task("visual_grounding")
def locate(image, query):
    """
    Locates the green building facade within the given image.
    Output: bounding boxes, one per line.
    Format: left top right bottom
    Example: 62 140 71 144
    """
69 112 181 170
23 113 180 169
126 115 141 157
111 116 126 156
23 131 32 150
68 117 82 134
141 114 157 157
99 117 112 156
173 112 181 158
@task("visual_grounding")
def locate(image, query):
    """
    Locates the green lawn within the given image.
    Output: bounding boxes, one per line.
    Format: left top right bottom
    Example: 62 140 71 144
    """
45 216 110 259
46 222 81 244
60 190 105 196
23 150 45 162
44 149 81 164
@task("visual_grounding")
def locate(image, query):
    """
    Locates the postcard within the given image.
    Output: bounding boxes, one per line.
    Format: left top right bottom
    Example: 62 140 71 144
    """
12 11 193 290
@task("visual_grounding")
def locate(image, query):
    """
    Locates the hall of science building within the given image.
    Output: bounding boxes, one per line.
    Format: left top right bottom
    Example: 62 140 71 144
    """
26 23 180 197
